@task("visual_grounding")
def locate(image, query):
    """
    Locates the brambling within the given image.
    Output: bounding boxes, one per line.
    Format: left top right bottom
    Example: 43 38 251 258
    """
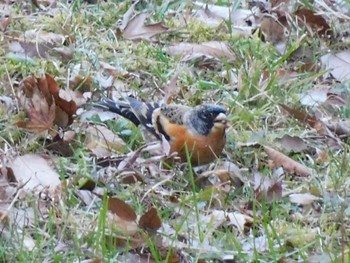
99 97 229 166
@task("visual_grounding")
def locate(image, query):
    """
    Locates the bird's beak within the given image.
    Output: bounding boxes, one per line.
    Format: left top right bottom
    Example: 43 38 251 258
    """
214 113 229 128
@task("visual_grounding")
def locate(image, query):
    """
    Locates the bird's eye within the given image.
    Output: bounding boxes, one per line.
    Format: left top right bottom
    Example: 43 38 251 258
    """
205 111 212 119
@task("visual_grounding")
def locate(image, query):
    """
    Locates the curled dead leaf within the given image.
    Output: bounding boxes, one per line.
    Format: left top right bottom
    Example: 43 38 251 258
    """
264 146 311 176
17 74 77 133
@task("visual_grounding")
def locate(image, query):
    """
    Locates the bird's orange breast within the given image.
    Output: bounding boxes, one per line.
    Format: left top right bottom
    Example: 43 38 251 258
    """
164 121 226 165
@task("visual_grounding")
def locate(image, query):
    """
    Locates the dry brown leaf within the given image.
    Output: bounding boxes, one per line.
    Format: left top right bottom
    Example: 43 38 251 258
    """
107 197 139 238
196 161 244 191
167 41 235 62
45 74 77 124
139 207 162 232
108 197 137 222
226 211 253 233
17 74 77 133
193 2 256 31
8 40 53 59
99 62 130 78
264 146 311 176
163 69 182 104
279 104 334 137
294 8 332 37
23 29 65 45
200 210 252 233
16 104 56 133
45 133 75 157
254 172 283 202
119 171 144 184
10 154 61 192
260 15 286 45
85 125 126 158
117 147 144 170
17 76 56 133
7 30 66 59
0 167 16 204
0 16 11 32
193 7 225 27
119 1 137 31
274 135 308 152
122 13 168 41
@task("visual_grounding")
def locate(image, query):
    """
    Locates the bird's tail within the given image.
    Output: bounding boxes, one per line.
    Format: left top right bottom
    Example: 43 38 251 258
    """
97 97 141 126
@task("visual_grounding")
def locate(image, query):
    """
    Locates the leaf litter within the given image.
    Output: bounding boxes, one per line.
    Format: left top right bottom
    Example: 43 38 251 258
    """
1 0 350 262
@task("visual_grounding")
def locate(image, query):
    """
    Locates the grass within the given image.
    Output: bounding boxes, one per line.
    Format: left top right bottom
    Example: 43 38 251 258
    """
1 0 350 262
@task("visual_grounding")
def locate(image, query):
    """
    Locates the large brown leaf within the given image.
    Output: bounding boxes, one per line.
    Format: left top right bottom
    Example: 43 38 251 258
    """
17 74 77 133
264 146 311 176
122 13 168 41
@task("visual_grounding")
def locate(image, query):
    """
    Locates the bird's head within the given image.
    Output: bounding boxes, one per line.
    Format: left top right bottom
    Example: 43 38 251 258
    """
189 104 229 135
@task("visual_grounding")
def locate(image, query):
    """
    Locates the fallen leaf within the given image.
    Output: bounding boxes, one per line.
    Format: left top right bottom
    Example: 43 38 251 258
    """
166 41 235 62
17 76 56 133
45 133 75 157
163 69 182 104
45 74 77 125
10 154 61 192
108 197 137 222
196 161 244 190
119 1 138 31
294 8 332 37
0 167 16 203
254 171 283 202
289 193 320 205
320 51 350 81
119 170 144 184
107 197 139 237
139 207 162 232
122 13 168 41
193 1 256 30
260 15 286 45
23 29 65 45
193 2 231 21
299 86 330 106
264 146 311 176
0 16 11 32
0 95 15 112
99 61 130 78
279 104 334 137
242 235 269 253
192 7 225 27
7 30 67 59
17 74 77 133
226 211 253 233
274 135 308 152
85 125 126 158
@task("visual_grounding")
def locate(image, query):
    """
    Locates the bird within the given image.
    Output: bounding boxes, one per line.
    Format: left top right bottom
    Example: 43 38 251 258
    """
98 97 229 166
